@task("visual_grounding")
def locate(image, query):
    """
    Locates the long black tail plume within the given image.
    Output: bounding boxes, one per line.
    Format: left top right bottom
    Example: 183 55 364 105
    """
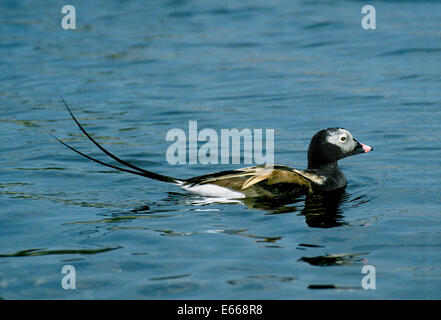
56 92 179 184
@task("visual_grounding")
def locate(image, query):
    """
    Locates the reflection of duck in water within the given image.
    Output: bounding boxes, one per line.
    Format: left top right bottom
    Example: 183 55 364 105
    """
55 96 372 201
238 189 348 228
301 190 349 228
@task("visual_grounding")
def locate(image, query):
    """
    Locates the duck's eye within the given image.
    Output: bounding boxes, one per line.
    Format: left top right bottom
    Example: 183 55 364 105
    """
340 136 346 142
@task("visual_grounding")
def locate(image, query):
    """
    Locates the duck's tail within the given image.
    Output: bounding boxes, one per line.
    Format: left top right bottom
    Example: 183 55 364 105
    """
54 92 181 185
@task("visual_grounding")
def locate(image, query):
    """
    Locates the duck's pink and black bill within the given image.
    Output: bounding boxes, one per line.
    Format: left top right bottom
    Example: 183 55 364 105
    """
360 143 373 153
354 140 373 154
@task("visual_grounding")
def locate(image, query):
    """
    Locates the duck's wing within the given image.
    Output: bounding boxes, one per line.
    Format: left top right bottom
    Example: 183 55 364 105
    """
184 165 325 197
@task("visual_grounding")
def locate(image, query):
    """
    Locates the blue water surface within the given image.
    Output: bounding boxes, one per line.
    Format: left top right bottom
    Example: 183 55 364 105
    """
1 0 440 299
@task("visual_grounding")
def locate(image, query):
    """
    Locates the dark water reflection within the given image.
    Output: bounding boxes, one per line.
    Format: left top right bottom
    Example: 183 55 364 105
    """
205 189 358 228
131 188 354 228
301 190 349 228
